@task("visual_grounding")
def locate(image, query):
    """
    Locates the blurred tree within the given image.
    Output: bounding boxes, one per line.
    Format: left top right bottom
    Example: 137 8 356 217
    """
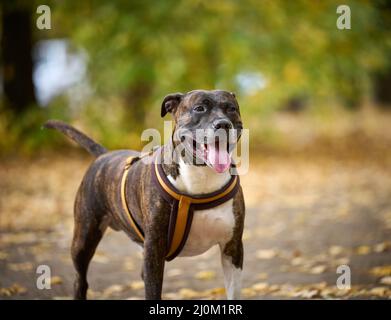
49 0 390 118
373 0 391 108
1 0 36 113
1 0 391 153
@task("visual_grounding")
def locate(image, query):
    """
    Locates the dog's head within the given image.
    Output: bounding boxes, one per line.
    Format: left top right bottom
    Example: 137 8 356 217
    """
161 90 243 173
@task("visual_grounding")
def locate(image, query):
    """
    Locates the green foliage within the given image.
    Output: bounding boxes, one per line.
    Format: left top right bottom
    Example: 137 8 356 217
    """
52 1 389 107
2 0 391 153
0 101 69 156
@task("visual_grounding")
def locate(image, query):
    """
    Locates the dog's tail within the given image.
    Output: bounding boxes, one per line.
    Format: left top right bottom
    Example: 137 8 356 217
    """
43 120 108 157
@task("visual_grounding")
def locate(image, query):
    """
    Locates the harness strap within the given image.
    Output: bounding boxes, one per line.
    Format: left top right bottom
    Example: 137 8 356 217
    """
120 156 145 241
121 148 240 261
166 196 192 258
152 150 240 261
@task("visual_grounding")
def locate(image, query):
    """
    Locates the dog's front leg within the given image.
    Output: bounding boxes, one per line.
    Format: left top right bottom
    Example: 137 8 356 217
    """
143 231 167 299
220 240 243 300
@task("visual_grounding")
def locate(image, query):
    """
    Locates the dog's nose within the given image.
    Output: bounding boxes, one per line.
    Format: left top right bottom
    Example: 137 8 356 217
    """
212 119 233 130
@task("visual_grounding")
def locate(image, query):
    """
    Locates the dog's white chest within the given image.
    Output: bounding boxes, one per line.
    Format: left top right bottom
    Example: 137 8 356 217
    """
168 161 235 257
179 200 234 257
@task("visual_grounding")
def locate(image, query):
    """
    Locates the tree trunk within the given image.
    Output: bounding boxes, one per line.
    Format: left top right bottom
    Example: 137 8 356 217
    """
1 2 36 113
373 69 391 108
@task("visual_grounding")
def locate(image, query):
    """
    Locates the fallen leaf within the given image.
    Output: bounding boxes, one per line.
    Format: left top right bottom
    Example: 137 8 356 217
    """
129 281 144 290
291 257 304 266
87 289 101 299
293 289 319 299
195 270 216 280
0 283 27 296
257 272 268 280
334 288 351 297
333 257 350 266
292 249 302 258
206 287 226 296
309 265 327 274
328 246 344 256
369 287 388 297
122 259 135 271
252 282 269 292
164 292 181 299
102 284 125 297
241 287 257 298
373 242 391 253
0 251 9 260
179 288 203 299
8 262 33 272
256 249 278 260
356 245 371 255
242 229 252 241
93 252 109 264
0 232 37 245
379 276 391 285
167 268 183 277
312 282 328 290
370 265 391 277
50 276 63 285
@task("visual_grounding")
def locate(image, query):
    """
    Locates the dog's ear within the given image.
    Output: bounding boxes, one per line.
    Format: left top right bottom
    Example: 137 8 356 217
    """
161 93 184 117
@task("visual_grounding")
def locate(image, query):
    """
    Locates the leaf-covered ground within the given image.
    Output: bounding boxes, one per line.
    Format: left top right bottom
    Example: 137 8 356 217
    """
1 147 391 299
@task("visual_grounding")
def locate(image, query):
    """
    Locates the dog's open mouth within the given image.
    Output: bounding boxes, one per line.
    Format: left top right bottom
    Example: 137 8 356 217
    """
191 138 233 173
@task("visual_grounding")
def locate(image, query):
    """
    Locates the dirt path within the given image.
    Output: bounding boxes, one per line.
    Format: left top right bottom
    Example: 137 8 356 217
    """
1 154 391 299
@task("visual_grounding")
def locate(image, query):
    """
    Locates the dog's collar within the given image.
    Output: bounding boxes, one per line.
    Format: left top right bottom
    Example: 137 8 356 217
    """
120 147 240 261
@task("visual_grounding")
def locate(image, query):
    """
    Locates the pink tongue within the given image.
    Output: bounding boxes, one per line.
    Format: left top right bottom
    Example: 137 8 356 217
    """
207 143 231 173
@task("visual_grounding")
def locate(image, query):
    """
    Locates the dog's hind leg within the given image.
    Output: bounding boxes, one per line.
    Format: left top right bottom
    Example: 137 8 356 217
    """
71 191 107 300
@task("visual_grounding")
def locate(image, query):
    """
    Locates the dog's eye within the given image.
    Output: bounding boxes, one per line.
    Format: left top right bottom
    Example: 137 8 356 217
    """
193 105 207 113
226 105 236 113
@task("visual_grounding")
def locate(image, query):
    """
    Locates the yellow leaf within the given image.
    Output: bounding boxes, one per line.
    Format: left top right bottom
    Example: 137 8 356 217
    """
256 249 278 260
93 252 109 263
8 262 33 272
0 251 9 260
102 284 125 297
167 268 183 277
312 282 328 290
291 257 304 266
195 270 216 280
252 282 269 292
294 289 319 299
242 230 252 241
179 288 202 299
122 259 135 271
328 246 344 256
129 280 144 290
257 272 268 280
310 265 327 274
369 287 388 297
373 242 391 253
206 287 226 296
356 246 371 255
241 287 257 298
0 283 27 297
370 265 391 277
334 257 350 265
379 276 391 285
50 276 63 285
87 289 101 299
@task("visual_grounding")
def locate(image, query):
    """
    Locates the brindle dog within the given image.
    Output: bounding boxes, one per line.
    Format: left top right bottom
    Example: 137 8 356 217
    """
45 89 245 300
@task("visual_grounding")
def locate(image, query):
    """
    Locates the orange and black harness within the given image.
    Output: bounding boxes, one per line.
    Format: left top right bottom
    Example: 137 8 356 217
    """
120 148 240 261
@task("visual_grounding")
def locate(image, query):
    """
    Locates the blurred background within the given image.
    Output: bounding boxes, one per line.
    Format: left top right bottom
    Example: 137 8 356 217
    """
0 0 391 299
